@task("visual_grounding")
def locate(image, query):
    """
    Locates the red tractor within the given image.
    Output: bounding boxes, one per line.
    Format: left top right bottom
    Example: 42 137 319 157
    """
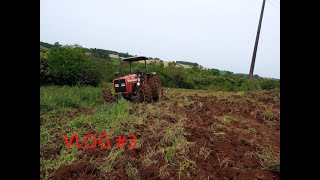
102 56 162 103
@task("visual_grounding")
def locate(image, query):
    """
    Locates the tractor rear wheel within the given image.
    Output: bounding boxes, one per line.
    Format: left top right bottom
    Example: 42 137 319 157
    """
137 83 153 103
102 89 114 103
148 76 162 101
150 81 161 101
148 76 161 85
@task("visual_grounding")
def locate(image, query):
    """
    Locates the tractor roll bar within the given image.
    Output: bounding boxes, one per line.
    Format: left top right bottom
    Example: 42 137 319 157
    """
120 56 149 74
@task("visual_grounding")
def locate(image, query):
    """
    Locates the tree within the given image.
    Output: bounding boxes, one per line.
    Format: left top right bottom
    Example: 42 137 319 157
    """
40 51 51 85
46 46 106 86
260 79 279 90
53 42 61 47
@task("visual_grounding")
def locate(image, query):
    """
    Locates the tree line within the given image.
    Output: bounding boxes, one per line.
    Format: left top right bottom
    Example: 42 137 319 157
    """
40 42 280 91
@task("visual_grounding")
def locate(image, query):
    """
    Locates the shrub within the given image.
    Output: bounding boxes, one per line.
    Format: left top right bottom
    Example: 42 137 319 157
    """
260 79 280 90
43 45 111 86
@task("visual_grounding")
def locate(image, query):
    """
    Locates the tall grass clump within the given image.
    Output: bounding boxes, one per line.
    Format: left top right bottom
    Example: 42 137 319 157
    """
92 99 131 132
40 86 103 112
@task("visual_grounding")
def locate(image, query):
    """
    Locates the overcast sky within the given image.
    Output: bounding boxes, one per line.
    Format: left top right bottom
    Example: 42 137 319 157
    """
40 0 280 78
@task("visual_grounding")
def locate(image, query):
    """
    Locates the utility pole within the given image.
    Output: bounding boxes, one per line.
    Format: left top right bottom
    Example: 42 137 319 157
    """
249 0 266 80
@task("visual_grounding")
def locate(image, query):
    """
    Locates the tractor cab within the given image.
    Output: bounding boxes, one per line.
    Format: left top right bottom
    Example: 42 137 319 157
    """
121 56 149 77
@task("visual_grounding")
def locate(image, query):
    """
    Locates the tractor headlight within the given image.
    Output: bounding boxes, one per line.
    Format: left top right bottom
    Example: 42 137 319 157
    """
121 83 125 87
115 84 119 87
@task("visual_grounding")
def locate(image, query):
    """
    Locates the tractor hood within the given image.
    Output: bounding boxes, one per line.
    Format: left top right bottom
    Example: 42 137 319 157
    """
115 74 138 82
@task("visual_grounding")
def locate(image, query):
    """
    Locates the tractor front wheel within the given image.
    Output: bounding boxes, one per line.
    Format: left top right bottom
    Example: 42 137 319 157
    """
137 83 153 103
102 89 114 104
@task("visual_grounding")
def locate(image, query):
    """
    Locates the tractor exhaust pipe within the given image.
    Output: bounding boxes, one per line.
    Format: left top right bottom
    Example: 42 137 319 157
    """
130 62 133 74
119 59 124 77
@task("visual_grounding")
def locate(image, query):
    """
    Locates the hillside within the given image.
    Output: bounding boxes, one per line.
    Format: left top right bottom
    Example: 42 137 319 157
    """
41 41 278 79
40 41 221 75
40 41 279 80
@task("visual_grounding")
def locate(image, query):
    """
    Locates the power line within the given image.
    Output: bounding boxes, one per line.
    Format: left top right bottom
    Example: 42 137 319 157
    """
256 0 279 9
269 0 280 5
266 0 280 8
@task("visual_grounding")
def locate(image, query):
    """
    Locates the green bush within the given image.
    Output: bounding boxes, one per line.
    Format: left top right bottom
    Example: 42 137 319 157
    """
40 50 51 85
41 45 114 86
47 46 93 86
260 79 280 90
238 79 261 91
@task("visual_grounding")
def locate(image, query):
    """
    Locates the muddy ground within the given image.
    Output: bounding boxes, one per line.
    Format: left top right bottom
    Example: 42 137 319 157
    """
41 89 280 180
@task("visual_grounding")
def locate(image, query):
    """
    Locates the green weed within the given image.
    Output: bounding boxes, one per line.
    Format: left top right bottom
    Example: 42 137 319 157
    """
255 146 280 172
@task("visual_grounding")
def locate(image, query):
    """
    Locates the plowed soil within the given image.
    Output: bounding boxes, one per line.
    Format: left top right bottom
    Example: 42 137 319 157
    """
41 89 280 180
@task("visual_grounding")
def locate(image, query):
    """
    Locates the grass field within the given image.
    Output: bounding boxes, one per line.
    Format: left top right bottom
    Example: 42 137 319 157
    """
40 86 280 179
